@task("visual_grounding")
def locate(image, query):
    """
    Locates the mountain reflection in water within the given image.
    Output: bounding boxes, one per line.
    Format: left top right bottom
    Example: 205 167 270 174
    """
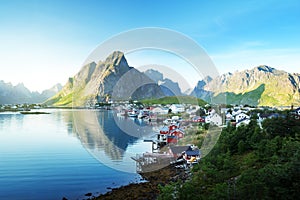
64 110 155 167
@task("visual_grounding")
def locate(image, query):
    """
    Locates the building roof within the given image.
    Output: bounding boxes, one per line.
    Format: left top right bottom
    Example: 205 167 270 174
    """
170 145 192 155
294 107 300 112
237 118 250 124
185 149 201 156
170 128 184 134
170 104 184 108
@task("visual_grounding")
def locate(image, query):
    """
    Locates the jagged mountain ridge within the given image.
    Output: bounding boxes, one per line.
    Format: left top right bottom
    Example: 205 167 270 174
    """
46 51 164 106
144 69 182 96
192 65 300 106
40 83 63 100
0 81 62 104
44 52 300 107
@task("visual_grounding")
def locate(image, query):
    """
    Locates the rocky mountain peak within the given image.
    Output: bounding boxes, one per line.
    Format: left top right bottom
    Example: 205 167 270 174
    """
196 80 206 89
15 82 26 89
191 65 300 106
46 51 165 106
144 69 164 82
104 51 127 66
0 81 63 104
203 75 213 83
144 69 182 96
256 65 275 73
49 83 63 93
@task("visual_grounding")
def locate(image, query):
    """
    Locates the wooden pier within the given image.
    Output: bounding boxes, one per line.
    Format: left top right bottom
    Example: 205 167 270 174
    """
132 153 176 173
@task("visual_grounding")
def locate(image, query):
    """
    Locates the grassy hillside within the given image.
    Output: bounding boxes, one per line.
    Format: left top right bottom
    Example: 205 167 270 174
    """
202 66 300 107
141 96 207 106
213 84 265 106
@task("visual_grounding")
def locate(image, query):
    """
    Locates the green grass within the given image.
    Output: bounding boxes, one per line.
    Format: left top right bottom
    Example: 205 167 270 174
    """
141 96 207 106
53 93 74 106
213 84 265 106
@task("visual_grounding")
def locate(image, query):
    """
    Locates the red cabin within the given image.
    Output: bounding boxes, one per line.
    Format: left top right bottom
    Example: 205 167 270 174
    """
170 129 184 139
159 126 169 134
167 135 178 143
192 116 205 123
169 124 178 131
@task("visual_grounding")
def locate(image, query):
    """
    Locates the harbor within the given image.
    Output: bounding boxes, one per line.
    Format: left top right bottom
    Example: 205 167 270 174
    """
113 103 205 174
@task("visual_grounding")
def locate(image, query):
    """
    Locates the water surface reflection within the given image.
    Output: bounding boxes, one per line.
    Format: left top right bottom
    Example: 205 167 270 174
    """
64 110 155 172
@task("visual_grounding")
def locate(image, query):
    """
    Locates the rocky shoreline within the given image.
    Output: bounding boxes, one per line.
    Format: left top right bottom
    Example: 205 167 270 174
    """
93 165 188 200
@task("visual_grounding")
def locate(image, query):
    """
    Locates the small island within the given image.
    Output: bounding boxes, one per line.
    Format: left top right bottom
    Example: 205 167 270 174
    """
20 111 50 115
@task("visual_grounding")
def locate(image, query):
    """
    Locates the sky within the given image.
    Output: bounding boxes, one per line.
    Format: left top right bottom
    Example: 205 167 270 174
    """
0 0 299 92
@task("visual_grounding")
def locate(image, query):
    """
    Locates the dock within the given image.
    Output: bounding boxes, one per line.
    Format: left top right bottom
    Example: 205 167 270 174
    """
132 153 176 173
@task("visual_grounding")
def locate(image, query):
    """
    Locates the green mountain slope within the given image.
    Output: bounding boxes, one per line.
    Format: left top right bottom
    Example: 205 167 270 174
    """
45 51 164 106
192 66 300 106
141 96 207 106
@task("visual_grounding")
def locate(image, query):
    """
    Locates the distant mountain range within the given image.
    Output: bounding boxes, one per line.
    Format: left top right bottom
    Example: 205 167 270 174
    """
2 51 299 107
191 65 300 106
0 82 62 104
46 51 300 107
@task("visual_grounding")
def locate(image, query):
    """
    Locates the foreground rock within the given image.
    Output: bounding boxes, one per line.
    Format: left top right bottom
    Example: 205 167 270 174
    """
95 165 187 200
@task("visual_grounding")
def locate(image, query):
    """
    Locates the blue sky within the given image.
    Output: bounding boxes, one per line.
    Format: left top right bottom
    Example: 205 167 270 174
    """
0 0 299 91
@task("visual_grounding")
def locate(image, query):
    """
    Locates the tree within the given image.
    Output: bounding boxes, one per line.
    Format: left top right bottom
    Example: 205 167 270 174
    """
238 140 246 154
159 115 300 200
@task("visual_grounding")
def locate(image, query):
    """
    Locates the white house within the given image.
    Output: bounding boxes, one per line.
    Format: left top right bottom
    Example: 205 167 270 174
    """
152 107 169 115
226 113 234 120
291 107 300 120
236 118 251 127
220 108 230 114
169 104 185 114
186 105 201 115
295 107 300 116
205 113 222 126
207 108 216 116
11 105 17 109
243 106 254 112
235 113 250 123
189 105 200 110
186 108 197 115
34 105 41 109
232 108 242 116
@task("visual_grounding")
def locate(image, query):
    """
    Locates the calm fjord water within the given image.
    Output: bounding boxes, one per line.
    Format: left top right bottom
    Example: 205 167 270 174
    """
0 110 153 200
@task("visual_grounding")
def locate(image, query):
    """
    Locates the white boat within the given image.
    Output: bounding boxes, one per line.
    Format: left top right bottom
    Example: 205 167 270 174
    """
116 110 126 117
128 110 138 117
138 111 146 119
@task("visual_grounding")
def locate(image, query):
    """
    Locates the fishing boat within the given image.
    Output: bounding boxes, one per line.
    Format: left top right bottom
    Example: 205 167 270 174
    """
128 109 138 117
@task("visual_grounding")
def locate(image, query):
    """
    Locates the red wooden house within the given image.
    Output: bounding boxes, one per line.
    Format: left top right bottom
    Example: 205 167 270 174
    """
170 128 184 139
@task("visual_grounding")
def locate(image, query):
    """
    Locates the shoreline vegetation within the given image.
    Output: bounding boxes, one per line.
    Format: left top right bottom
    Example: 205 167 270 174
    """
94 164 188 200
